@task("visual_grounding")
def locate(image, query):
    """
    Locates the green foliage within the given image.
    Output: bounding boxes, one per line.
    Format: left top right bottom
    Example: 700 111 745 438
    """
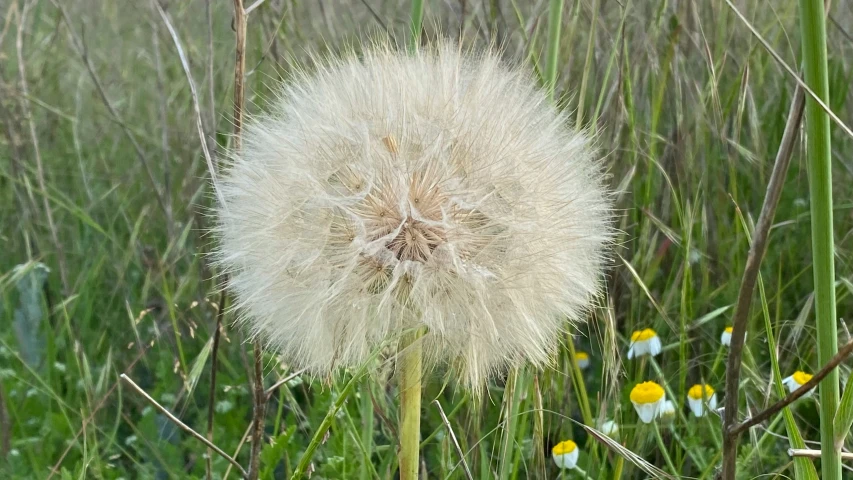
2 1 852 479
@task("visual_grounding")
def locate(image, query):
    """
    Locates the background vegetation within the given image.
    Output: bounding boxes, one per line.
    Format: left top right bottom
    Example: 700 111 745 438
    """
2 0 853 478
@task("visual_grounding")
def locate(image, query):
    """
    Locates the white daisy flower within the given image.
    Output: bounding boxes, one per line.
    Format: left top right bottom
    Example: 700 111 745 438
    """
720 327 733 347
658 400 677 420
720 326 745 347
783 371 815 397
574 351 590 369
627 329 662 359
599 419 619 437
552 440 579 469
686 384 717 417
630 381 666 423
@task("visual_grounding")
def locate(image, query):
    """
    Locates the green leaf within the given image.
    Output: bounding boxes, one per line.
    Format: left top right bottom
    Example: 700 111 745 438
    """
261 426 297 480
185 335 213 397
833 378 853 446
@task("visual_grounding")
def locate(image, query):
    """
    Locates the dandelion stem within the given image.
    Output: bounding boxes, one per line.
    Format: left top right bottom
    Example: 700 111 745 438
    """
398 330 423 480
798 0 840 479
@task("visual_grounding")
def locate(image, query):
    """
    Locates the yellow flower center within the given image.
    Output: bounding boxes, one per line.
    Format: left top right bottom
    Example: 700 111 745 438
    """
687 384 715 400
552 440 577 455
631 328 658 342
792 371 813 386
575 352 589 361
724 326 733 334
630 381 665 404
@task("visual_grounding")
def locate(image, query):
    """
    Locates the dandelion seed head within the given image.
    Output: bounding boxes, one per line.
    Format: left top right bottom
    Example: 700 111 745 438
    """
216 43 612 389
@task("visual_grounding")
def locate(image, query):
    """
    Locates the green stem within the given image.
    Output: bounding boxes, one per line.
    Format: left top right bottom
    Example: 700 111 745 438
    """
798 1 840 479
653 423 679 476
573 465 595 480
290 351 378 480
566 341 593 428
398 331 423 480
408 0 425 51
498 368 525 480
574 0 598 126
544 0 564 101
360 379 375 480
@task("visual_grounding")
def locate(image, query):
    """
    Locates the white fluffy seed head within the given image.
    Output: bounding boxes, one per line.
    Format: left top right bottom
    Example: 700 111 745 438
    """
215 43 612 389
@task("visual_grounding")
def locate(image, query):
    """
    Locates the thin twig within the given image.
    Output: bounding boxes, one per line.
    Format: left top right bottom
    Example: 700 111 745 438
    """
232 0 247 148
152 4 228 478
720 85 805 480
205 0 216 157
358 0 388 32
434 400 473 480
17 0 70 294
732 338 853 436
150 2 172 241
154 1 222 206
51 0 171 224
244 0 266 16
724 0 853 140
265 368 307 400
789 449 853 461
249 341 266 480
120 374 249 479
223 423 254 480
207 293 227 480
229 2 263 477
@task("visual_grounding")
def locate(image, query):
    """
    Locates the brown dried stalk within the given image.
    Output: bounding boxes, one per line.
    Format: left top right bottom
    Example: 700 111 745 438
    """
720 86 804 480
731 338 853 436
229 1 266 479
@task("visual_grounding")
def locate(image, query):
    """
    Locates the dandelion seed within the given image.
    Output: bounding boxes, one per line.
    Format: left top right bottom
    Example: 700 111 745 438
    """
627 329 662 359
215 43 612 388
574 351 590 369
599 419 619 437
686 384 717 418
630 381 665 423
658 400 677 421
783 371 815 397
552 440 579 469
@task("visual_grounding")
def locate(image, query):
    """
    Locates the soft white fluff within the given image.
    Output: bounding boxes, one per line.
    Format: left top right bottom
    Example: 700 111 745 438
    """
216 43 611 388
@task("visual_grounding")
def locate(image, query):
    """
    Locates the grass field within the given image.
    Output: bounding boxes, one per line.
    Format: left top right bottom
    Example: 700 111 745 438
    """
2 0 853 478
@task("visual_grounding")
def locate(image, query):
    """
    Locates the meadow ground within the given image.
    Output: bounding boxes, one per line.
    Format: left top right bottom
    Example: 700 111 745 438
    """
2 0 853 479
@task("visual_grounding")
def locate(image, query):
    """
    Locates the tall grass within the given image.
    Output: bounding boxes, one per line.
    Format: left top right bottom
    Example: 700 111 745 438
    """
2 1 852 479
798 1 839 479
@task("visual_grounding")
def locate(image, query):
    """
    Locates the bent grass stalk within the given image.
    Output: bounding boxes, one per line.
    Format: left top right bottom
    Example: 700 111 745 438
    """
798 1 840 479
